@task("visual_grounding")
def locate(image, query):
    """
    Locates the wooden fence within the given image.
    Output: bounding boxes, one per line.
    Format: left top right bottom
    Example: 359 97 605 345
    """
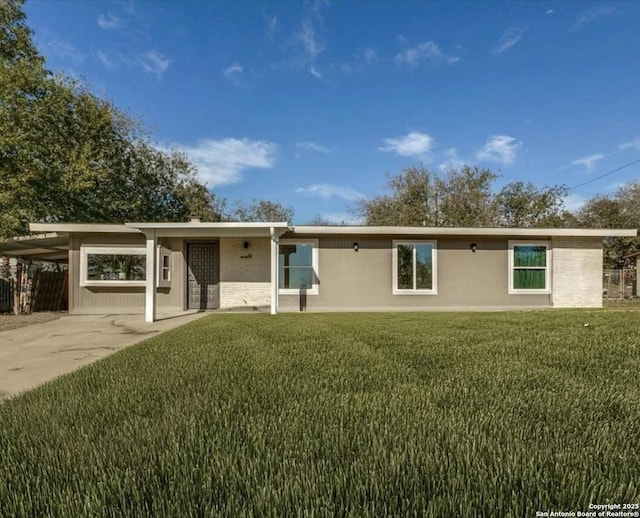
0 278 12 312
1 265 68 314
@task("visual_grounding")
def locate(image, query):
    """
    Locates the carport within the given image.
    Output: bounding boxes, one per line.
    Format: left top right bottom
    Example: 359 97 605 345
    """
0 233 69 314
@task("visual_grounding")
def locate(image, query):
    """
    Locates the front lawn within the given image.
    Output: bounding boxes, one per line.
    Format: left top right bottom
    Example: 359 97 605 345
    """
1 312 638 516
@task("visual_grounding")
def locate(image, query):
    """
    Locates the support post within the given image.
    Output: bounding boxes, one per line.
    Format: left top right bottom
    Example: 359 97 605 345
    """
145 230 157 322
270 228 279 315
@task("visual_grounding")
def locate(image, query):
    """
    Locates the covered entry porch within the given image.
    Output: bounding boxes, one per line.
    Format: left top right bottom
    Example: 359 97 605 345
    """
124 222 289 322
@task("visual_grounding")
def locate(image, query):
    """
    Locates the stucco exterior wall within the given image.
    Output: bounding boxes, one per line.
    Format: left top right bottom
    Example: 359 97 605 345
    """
218 237 271 309
551 236 603 308
278 235 551 311
69 233 184 314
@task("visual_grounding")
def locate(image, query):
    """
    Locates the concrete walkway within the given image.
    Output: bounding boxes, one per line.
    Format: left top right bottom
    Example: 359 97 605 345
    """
0 312 210 401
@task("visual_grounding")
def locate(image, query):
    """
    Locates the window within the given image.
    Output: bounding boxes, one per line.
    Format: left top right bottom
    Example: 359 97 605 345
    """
278 239 318 294
508 241 551 294
392 240 437 294
157 247 171 288
80 246 146 287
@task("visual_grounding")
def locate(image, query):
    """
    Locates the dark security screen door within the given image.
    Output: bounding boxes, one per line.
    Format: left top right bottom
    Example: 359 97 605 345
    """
187 243 218 309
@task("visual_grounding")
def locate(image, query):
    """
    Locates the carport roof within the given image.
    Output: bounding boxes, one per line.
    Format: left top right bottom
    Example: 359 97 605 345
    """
0 232 69 261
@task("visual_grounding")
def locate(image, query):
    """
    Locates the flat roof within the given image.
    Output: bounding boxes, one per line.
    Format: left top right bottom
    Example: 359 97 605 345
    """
125 222 289 229
0 233 69 261
30 223 139 233
290 226 638 237
24 222 637 238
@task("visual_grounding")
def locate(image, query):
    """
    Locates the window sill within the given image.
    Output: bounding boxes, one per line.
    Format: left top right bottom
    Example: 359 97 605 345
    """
279 288 319 296
393 290 438 295
81 280 146 288
508 289 551 295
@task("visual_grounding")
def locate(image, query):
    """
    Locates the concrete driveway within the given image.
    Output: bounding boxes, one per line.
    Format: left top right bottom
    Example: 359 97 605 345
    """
0 312 210 401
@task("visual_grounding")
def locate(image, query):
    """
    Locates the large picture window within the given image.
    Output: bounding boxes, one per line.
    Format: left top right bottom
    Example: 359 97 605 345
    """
392 240 437 294
278 239 318 294
80 246 146 287
508 241 551 294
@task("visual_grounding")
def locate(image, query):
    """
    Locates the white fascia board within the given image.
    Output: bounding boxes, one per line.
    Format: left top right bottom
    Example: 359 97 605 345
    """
125 222 289 229
29 223 140 233
289 226 638 238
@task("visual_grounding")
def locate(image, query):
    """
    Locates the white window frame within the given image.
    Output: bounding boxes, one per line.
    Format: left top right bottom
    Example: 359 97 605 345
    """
157 246 172 288
278 239 319 295
392 240 438 295
508 240 551 294
80 245 147 287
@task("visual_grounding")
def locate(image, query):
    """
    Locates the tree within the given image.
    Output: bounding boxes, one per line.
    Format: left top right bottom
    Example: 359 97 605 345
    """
306 215 349 225
0 1 222 239
353 165 437 226
230 199 294 223
495 181 568 228
434 166 498 226
576 183 640 267
354 164 572 229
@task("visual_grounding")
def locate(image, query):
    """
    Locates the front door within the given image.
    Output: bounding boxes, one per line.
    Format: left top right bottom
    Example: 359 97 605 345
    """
187 243 219 310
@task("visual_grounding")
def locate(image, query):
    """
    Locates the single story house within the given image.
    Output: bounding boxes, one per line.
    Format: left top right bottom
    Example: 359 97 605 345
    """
3 221 636 321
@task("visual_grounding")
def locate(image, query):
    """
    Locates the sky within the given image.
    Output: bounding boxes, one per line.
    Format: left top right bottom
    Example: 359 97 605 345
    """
22 0 640 224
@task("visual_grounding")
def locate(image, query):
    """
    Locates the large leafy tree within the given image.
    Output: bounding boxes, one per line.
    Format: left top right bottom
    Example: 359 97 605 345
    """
495 181 569 228
434 166 498 226
354 165 568 228
576 182 640 267
353 165 437 226
230 199 294 223
0 0 222 239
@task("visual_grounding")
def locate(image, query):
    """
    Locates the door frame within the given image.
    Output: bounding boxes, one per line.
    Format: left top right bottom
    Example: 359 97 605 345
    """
184 241 220 310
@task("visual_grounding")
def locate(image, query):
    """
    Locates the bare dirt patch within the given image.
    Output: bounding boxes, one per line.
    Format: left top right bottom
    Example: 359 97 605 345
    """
0 312 65 332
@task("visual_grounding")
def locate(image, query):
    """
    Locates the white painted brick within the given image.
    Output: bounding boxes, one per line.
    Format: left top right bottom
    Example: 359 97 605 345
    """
219 237 271 308
551 237 603 308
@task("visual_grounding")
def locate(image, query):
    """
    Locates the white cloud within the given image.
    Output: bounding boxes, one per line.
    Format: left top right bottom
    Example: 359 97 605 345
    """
341 47 378 75
296 184 363 201
363 47 378 64
174 138 277 187
476 135 521 165
296 141 330 154
379 131 434 158
222 62 244 84
439 147 466 171
546 8 554 15
265 14 278 41
619 138 640 150
571 153 605 172
97 13 125 30
297 20 324 60
394 41 459 68
43 34 86 65
493 26 528 54
96 50 116 69
138 50 170 76
309 66 323 79
575 6 616 28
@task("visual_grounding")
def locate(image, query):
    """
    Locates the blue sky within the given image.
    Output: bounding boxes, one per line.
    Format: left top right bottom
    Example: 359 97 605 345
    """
23 0 640 224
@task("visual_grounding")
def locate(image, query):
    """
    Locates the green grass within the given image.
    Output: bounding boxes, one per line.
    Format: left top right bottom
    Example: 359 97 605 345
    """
1 312 639 517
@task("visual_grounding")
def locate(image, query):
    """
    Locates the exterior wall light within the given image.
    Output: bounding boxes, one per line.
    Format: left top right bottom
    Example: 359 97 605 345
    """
353 242 359 252
470 243 477 253
243 241 250 249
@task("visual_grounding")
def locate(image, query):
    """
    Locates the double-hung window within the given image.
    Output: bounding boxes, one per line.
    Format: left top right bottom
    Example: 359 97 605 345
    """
392 240 437 294
508 241 551 294
278 239 318 294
